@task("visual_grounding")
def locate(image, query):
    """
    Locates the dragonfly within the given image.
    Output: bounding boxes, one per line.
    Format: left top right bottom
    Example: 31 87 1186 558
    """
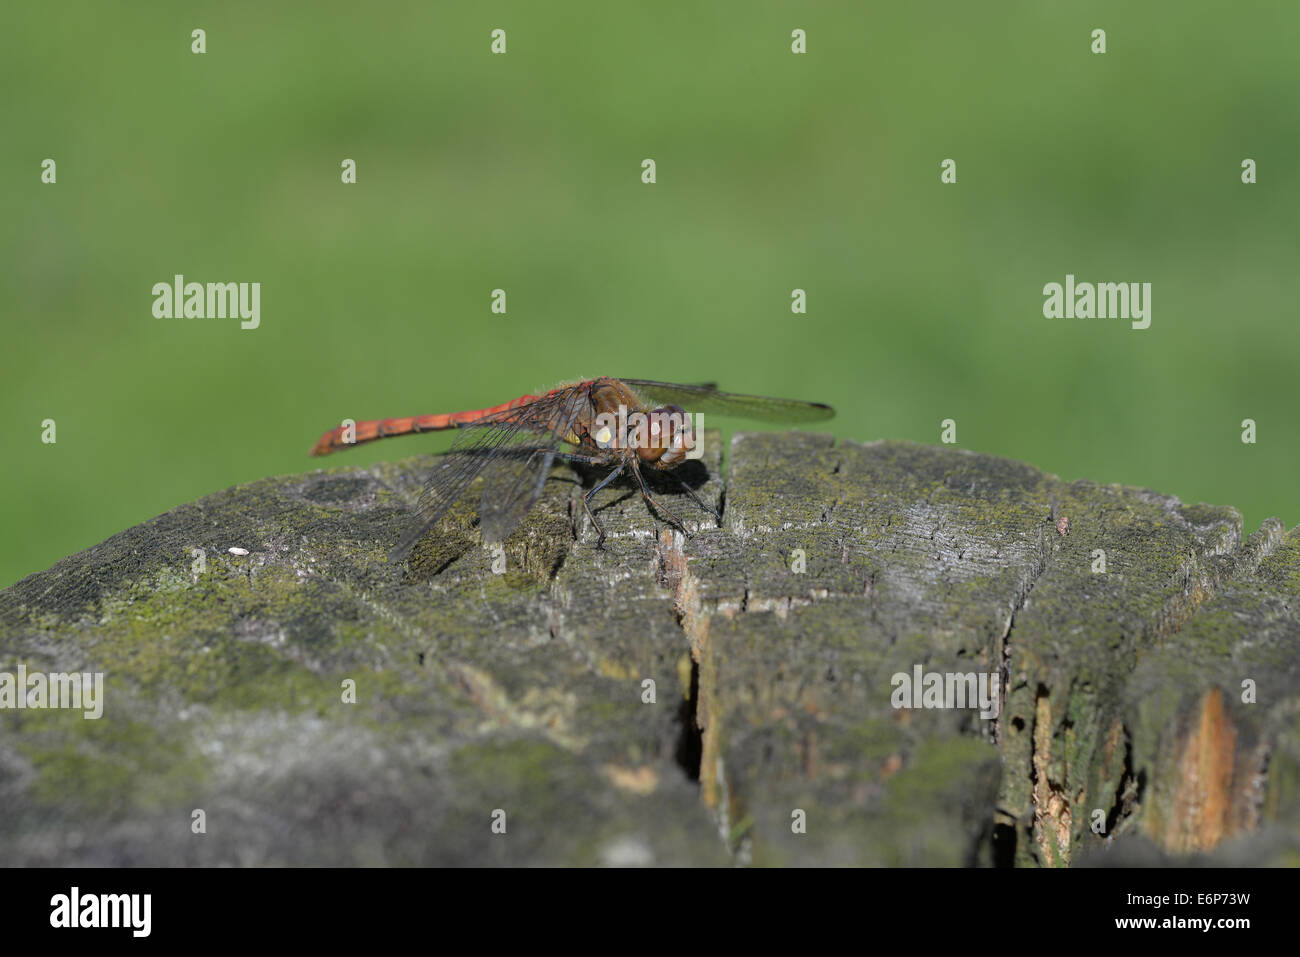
309 377 834 559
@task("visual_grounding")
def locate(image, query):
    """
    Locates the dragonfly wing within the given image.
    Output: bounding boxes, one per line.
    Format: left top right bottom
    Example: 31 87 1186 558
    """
620 380 834 423
389 386 589 560
388 434 499 561
476 388 592 542
475 447 559 545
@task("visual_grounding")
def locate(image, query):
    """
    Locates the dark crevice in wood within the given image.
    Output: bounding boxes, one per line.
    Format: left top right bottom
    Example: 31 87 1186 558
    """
991 822 1017 868
1104 728 1142 841
675 658 702 783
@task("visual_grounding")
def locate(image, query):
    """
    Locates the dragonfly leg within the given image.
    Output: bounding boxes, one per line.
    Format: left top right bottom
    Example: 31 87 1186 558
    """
583 460 628 548
665 469 721 525
630 460 691 537
552 451 606 466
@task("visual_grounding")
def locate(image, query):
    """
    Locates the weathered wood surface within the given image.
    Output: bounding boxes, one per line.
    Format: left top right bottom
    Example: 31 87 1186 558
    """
2 432 1297 866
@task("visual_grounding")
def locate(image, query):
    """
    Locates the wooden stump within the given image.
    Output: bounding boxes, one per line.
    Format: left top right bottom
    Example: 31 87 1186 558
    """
2 432 1297 866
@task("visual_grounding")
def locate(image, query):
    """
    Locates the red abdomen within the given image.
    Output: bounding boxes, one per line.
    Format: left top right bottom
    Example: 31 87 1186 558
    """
309 393 543 456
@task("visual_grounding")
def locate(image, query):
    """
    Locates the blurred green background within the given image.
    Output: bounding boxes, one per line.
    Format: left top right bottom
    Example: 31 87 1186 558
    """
3 2 1297 588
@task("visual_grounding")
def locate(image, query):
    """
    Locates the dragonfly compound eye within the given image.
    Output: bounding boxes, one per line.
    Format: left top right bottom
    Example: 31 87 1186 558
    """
666 422 695 464
636 405 693 464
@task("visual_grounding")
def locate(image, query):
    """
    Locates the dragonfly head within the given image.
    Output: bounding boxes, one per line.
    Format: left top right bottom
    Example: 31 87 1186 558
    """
590 403 697 464
632 404 695 466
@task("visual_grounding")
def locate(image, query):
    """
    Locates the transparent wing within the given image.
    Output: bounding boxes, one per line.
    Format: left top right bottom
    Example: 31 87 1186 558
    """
619 380 834 423
389 387 589 560
476 443 562 545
